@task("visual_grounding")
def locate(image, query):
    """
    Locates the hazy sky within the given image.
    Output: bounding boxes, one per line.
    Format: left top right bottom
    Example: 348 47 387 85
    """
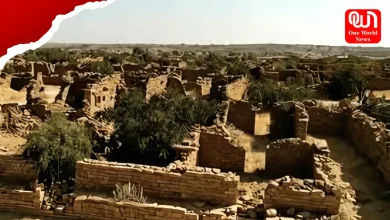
50 0 389 46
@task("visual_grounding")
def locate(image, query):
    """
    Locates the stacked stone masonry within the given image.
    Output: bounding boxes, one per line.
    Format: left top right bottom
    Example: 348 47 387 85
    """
198 132 246 172
346 109 390 183
264 176 341 215
0 155 36 181
0 185 43 211
75 160 239 205
65 195 229 220
294 102 309 140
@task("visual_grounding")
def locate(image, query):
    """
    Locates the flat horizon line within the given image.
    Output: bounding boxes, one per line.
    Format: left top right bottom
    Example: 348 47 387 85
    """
44 42 390 48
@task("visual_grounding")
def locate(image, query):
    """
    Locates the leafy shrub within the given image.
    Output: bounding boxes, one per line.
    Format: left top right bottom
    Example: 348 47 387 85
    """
23 113 92 186
328 65 368 102
1 64 16 73
106 89 217 164
91 61 114 75
248 77 316 107
28 48 69 63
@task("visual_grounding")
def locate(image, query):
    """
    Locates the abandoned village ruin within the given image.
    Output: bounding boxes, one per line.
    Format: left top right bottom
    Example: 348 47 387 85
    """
0 46 390 220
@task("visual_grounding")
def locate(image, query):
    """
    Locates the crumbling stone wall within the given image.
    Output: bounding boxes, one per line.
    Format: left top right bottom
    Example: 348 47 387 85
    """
346 109 390 183
75 160 239 205
69 196 199 220
294 102 309 140
264 176 341 215
64 195 229 220
305 106 345 135
265 138 314 178
0 184 43 211
198 132 246 172
0 155 36 181
227 100 255 134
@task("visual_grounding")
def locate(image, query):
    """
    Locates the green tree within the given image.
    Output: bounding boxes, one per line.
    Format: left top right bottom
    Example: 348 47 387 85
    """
329 65 368 102
248 77 316 107
91 61 114 75
23 113 92 186
107 89 217 165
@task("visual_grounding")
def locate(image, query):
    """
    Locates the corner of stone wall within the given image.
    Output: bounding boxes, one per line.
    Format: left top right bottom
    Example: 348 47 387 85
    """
294 102 309 140
264 175 341 215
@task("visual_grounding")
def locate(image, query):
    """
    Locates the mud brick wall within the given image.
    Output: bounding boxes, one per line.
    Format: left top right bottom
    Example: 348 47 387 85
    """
227 100 255 133
265 138 314 178
75 160 239 206
0 155 36 181
0 185 43 211
305 106 345 135
294 102 309 140
345 109 390 183
264 178 341 215
198 132 246 172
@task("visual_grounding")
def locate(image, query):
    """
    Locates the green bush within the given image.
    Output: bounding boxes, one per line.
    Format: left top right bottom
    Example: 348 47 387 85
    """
106 89 217 164
23 113 92 186
28 48 69 63
248 77 316 107
91 61 114 75
1 64 16 73
328 65 368 102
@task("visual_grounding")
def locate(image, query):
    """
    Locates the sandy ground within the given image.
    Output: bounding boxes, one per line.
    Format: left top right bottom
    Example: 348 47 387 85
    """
235 132 269 173
0 88 26 105
0 132 26 155
308 134 390 220
41 85 61 104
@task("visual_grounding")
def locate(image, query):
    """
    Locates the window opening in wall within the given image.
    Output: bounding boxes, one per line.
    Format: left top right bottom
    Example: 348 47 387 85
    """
97 96 101 103
103 96 106 102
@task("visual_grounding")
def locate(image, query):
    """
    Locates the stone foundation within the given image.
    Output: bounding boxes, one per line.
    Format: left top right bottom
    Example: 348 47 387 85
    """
68 195 205 220
0 184 43 211
75 160 239 206
264 176 341 215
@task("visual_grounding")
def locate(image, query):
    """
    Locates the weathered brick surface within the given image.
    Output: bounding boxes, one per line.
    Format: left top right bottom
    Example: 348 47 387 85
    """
346 109 390 183
198 132 246 172
294 102 309 140
227 101 255 134
0 155 36 181
75 160 239 205
306 106 345 135
64 195 228 220
0 185 43 211
264 177 341 215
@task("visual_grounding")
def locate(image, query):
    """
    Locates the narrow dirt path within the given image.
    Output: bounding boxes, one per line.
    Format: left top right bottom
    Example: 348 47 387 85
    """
308 134 390 220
